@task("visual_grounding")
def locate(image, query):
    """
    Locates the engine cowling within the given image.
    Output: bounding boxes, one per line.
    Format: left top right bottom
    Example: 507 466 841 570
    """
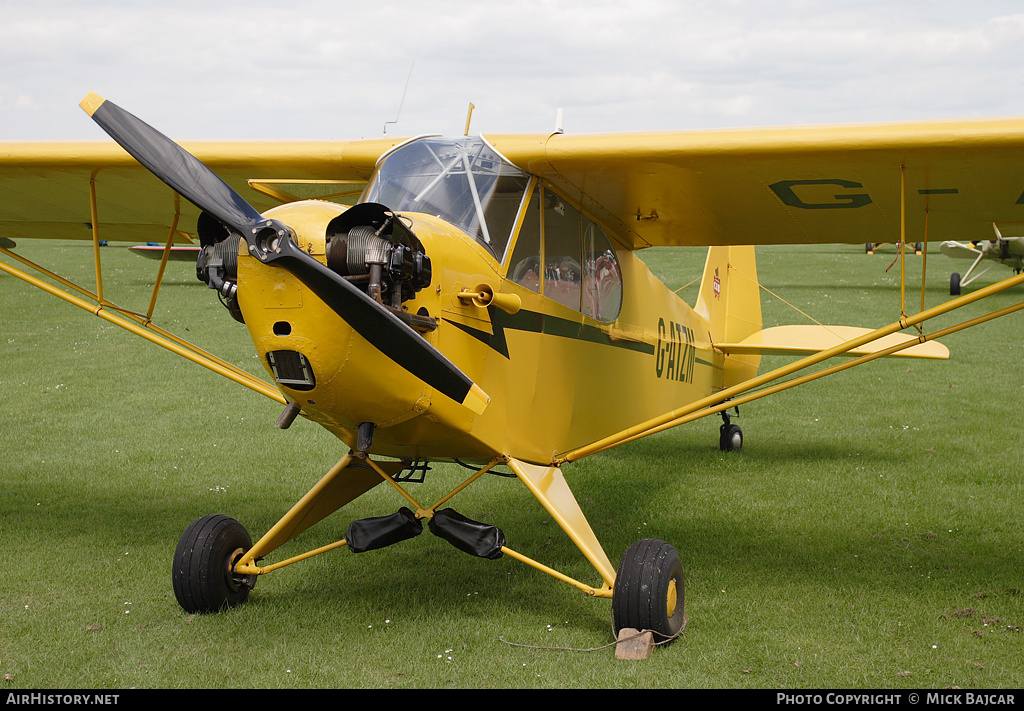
196 202 432 327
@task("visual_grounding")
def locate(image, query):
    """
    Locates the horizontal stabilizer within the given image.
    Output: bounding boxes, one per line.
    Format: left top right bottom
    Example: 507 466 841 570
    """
939 241 983 260
716 325 949 360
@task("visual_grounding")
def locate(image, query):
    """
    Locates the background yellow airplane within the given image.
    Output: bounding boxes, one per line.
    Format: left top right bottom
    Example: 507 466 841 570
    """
1 94 1023 647
864 242 922 254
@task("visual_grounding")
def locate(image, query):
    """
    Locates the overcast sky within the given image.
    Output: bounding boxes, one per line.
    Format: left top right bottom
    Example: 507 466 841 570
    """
3 0 1024 141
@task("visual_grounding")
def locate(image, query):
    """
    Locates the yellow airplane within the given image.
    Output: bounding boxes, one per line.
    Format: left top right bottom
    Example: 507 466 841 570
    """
941 228 1024 294
2 94 1024 645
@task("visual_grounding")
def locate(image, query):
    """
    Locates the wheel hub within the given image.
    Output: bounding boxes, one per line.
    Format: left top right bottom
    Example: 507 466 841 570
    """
226 547 253 593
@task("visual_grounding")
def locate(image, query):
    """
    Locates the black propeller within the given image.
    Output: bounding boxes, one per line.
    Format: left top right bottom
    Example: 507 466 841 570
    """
80 93 488 414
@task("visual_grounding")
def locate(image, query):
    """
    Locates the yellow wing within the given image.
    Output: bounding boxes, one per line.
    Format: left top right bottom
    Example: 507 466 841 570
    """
0 138 403 242
486 118 1024 250
10 117 1024 250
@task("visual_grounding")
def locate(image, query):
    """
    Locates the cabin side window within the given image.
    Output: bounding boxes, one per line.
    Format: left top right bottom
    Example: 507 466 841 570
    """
582 216 623 322
484 172 533 263
507 186 622 322
508 184 542 293
543 192 583 311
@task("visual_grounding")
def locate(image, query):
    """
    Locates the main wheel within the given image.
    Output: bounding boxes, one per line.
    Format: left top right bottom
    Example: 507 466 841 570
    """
172 514 256 613
612 539 686 642
950 272 961 296
719 422 742 451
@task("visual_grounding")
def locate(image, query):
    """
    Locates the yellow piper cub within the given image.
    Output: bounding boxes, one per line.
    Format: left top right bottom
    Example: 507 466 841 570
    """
222 137 771 639
2 94 1019 645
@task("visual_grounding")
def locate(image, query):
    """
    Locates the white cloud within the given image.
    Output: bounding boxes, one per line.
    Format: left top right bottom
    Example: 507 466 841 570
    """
2 0 1024 139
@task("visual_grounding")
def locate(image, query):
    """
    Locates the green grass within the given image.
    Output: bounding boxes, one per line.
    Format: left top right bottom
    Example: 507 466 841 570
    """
1 240 1022 688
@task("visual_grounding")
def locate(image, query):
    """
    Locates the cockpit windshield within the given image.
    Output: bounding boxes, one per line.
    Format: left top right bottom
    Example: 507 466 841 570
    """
361 137 532 260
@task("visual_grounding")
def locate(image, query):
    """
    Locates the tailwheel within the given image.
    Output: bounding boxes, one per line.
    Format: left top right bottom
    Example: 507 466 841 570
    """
719 409 742 451
612 539 686 642
172 514 257 613
720 423 743 451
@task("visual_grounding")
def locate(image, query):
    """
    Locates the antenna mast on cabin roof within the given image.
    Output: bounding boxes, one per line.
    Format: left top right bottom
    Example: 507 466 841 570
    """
384 62 415 136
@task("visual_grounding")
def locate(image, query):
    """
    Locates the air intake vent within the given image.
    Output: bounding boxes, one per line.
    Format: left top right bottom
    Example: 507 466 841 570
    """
266 350 316 391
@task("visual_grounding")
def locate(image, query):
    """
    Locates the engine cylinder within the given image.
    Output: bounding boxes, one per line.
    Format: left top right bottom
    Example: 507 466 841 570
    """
327 225 392 276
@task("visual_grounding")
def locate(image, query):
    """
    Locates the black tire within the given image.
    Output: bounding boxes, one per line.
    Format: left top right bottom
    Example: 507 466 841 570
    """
719 423 742 452
612 539 686 641
172 514 255 613
950 272 961 296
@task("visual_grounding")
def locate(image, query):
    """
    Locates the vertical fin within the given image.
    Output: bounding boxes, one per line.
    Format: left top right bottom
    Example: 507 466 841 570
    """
695 246 762 389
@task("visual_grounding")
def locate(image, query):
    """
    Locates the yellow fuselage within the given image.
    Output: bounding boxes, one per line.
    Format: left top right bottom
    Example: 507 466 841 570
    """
236 200 737 465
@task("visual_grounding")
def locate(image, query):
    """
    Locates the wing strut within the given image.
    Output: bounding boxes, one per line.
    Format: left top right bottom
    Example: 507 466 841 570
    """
0 243 287 405
558 270 1024 464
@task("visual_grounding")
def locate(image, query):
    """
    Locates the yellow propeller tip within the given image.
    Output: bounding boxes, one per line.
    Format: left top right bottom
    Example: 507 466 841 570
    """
464 384 490 415
79 92 106 117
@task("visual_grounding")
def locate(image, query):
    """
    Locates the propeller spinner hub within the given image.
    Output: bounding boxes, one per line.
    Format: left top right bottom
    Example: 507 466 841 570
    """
248 221 293 262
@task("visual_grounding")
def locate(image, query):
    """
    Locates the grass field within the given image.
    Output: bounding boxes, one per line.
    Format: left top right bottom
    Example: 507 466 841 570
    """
1 239 1021 689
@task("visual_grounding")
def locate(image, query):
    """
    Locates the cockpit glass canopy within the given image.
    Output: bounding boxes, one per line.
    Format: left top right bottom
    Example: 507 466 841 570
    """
361 137 532 260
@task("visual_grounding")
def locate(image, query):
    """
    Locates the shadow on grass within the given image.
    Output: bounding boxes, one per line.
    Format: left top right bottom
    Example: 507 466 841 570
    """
6 431 1021 671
